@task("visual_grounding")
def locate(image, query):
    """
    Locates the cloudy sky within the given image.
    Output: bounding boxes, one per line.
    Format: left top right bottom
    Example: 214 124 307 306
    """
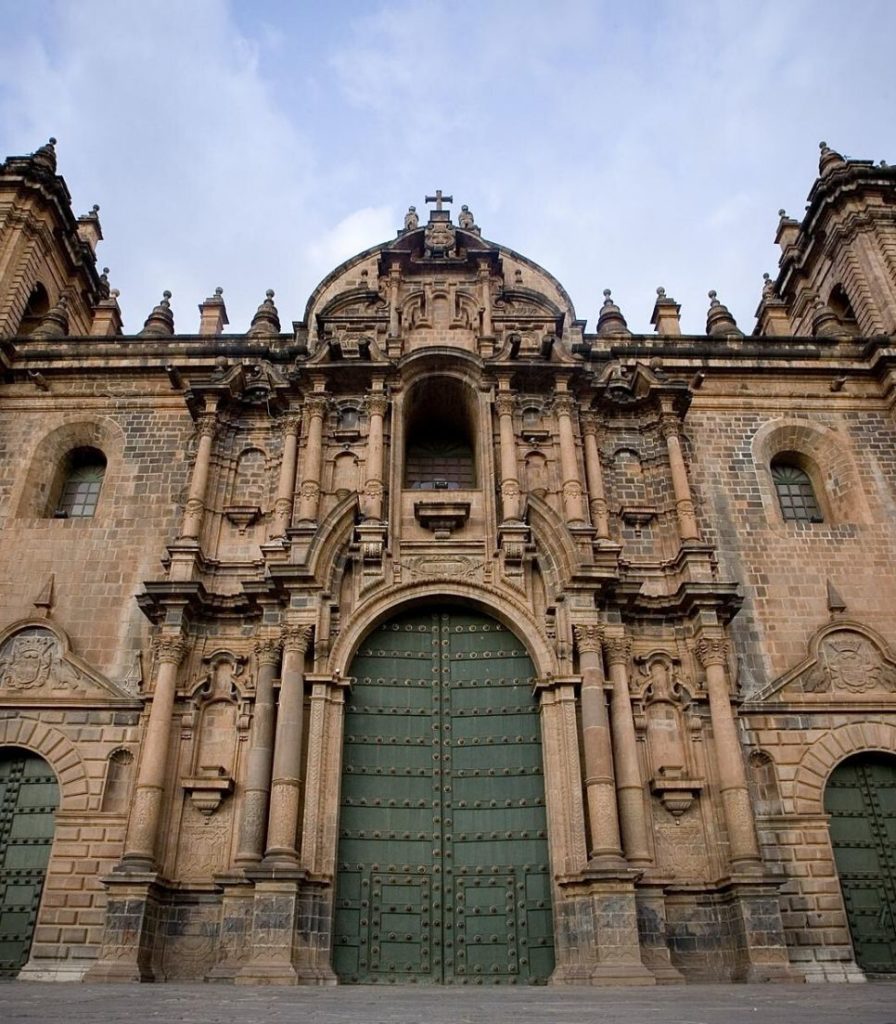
0 0 893 336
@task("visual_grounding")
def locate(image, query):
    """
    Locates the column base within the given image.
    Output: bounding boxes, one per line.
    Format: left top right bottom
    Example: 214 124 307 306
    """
553 869 655 986
82 871 165 983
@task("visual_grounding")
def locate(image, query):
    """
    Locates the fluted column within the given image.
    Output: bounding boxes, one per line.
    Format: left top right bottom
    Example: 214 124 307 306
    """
495 390 522 522
604 634 651 866
581 413 610 539
234 637 282 865
263 624 312 866
573 626 624 865
296 394 328 524
361 391 389 521
660 408 699 543
554 392 587 526
122 632 188 868
267 416 300 540
179 412 218 540
696 636 762 872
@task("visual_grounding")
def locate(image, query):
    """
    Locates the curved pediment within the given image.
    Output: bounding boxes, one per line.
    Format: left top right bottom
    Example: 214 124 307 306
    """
0 620 137 703
752 620 896 701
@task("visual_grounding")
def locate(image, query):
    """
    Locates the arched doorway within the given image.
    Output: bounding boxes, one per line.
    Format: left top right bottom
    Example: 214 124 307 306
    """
333 606 554 984
0 747 59 978
825 753 896 975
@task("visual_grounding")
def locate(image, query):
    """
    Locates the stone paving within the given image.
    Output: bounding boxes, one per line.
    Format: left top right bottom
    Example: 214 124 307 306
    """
2 983 895 1024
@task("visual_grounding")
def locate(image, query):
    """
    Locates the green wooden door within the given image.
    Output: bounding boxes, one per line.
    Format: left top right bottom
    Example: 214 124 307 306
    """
0 748 59 978
334 608 554 984
825 755 896 975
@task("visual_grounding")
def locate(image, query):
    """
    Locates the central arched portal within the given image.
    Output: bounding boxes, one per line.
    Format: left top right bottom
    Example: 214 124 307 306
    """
333 606 555 984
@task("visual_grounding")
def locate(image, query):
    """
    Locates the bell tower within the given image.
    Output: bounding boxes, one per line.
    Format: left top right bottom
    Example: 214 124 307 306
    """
770 142 896 337
0 138 109 339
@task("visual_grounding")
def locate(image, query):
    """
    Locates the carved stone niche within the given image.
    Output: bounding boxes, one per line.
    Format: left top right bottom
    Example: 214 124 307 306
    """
637 652 704 818
181 651 247 816
413 499 470 538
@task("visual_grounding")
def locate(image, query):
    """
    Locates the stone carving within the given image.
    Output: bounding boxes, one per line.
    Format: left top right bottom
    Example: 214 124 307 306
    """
404 555 486 581
424 218 456 258
757 624 896 700
0 626 122 696
802 631 896 693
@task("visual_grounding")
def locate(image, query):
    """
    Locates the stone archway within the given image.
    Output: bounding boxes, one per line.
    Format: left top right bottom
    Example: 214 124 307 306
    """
331 605 555 984
0 746 60 978
825 753 896 975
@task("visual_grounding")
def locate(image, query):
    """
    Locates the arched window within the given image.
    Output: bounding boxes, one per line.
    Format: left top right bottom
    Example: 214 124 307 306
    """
771 458 823 522
54 447 106 518
404 378 477 490
828 284 858 331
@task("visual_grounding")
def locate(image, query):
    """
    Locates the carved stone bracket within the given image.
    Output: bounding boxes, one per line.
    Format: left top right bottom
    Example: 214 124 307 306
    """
413 499 470 538
650 767 704 818
182 768 234 816
223 504 261 534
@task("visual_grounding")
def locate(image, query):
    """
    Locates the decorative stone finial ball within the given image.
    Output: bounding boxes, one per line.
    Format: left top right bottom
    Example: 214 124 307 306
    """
215 286 223 296
162 289 172 300
778 208 786 217
266 289 275 299
657 286 665 297
49 137 57 145
708 290 718 300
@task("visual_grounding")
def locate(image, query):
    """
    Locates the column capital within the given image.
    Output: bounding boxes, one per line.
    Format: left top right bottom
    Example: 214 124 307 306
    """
573 624 603 655
365 392 389 418
659 412 682 440
254 636 283 666
281 623 313 655
696 636 730 668
553 393 578 417
155 633 188 666
603 634 632 666
303 394 329 419
196 412 219 440
580 411 602 437
494 392 516 418
280 413 301 438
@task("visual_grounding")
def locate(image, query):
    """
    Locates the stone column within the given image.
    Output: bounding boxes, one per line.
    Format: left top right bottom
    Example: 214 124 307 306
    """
573 626 624 865
234 637 282 866
360 391 388 521
388 265 400 339
263 624 312 866
554 392 587 526
660 408 699 543
296 395 328 524
179 412 218 540
121 633 188 869
267 416 300 540
696 636 762 872
604 635 651 866
495 390 522 522
581 413 611 539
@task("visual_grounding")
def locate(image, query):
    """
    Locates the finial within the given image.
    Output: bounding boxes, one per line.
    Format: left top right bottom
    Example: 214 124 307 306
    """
657 286 666 297
215 286 223 297
138 290 175 337
819 140 846 176
819 140 828 151
761 272 775 300
778 208 786 217
111 288 120 299
597 289 630 338
705 290 742 338
403 205 419 232
92 204 99 213
49 136 57 146
248 288 281 337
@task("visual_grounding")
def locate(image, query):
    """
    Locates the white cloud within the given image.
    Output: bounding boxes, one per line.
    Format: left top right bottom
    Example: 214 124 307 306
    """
0 0 894 336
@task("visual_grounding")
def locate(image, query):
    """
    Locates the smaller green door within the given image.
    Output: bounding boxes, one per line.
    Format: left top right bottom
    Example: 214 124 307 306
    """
825 755 896 975
0 749 59 978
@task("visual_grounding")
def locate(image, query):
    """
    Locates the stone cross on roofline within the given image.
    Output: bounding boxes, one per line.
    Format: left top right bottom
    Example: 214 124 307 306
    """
425 190 453 212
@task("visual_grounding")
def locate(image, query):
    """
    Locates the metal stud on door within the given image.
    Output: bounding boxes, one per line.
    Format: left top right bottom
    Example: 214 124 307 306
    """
333 608 554 984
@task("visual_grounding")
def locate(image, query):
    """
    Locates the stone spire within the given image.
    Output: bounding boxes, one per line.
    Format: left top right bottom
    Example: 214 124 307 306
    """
31 137 57 174
247 289 281 337
32 294 69 339
705 290 743 338
138 290 174 337
76 204 103 254
596 289 631 338
754 272 792 337
818 140 847 177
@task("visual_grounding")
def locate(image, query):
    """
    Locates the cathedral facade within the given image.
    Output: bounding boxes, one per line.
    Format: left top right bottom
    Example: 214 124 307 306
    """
0 139 894 985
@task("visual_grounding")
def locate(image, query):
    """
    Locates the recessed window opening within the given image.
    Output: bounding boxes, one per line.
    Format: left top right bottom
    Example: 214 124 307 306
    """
405 378 477 490
55 447 106 518
828 284 858 328
771 456 823 523
18 283 50 336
